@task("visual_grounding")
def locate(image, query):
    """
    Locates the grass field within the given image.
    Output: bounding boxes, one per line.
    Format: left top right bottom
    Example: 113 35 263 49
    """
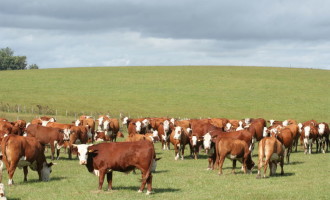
0 66 330 200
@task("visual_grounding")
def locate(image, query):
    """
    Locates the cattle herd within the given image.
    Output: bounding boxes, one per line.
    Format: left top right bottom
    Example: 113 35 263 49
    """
0 115 329 197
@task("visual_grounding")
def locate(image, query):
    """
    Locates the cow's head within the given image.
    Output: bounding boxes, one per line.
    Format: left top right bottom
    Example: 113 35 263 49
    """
163 120 170 133
103 120 110 131
63 129 71 140
72 144 93 165
173 126 182 140
304 126 311 138
98 117 104 127
135 121 142 133
49 117 56 122
318 123 325 135
203 132 212 152
298 123 303 133
282 120 288 126
41 120 49 126
122 117 129 125
170 118 175 125
142 119 150 128
40 162 54 181
75 119 81 126
94 131 105 142
225 123 232 132
263 127 269 137
269 119 275 126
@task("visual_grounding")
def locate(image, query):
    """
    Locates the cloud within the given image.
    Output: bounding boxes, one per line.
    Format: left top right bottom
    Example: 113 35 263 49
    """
1 0 330 69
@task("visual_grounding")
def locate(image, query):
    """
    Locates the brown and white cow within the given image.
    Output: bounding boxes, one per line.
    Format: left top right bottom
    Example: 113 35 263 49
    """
1 134 54 185
247 118 267 154
157 120 172 150
73 140 158 195
102 118 120 142
122 117 150 134
256 137 284 178
301 125 318 154
46 122 73 141
317 122 329 153
25 124 65 160
270 127 294 163
216 137 254 175
169 126 193 160
75 118 95 143
67 125 89 159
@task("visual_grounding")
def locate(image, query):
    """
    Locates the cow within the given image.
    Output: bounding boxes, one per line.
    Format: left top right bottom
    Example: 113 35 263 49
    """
285 124 300 152
169 126 193 160
0 183 6 200
38 116 56 126
102 118 120 142
256 137 284 179
0 118 8 122
1 134 54 185
67 125 89 159
75 118 95 142
270 128 294 163
247 118 267 154
122 117 150 134
157 120 172 150
46 122 73 140
25 124 65 160
317 122 330 153
301 125 318 154
208 118 229 129
189 119 212 159
73 140 158 195
216 137 254 175
125 132 156 143
207 129 253 170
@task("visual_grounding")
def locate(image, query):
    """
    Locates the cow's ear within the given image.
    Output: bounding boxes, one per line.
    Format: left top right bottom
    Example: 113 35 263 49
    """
48 162 54 167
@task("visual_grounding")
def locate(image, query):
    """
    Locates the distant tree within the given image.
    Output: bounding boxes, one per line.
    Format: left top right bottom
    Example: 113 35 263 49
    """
0 47 28 70
28 64 39 69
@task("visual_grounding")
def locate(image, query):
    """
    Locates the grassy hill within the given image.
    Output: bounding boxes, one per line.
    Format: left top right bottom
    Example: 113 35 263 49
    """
1 66 329 122
0 66 329 200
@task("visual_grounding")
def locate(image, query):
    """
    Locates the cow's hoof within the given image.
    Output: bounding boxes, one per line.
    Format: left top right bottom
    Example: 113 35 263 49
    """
138 190 143 193
146 190 152 195
256 175 261 179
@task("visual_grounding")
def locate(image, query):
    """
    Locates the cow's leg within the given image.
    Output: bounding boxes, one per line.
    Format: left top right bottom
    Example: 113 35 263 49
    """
181 144 185 160
174 144 179 161
68 146 72 160
7 161 18 185
232 160 237 174
280 157 284 175
263 159 269 178
56 147 61 160
146 174 153 195
106 171 113 191
218 156 225 175
23 166 28 182
50 142 55 160
98 170 106 190
138 172 147 193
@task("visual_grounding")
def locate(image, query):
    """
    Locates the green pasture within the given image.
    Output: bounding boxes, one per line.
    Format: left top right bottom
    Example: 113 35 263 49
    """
0 66 329 121
0 66 329 199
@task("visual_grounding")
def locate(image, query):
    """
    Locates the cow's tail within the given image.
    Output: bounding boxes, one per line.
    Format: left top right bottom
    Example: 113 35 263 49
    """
142 145 156 182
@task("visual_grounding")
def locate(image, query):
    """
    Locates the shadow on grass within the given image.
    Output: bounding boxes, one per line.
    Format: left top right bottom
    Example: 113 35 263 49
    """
288 161 304 165
115 186 181 193
19 176 67 185
7 198 21 200
153 170 169 174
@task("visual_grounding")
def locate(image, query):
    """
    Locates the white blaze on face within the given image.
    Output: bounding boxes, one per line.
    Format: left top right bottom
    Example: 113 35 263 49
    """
63 129 71 140
186 128 192 134
174 126 182 140
103 120 110 131
49 118 55 122
245 118 251 125
225 123 232 131
298 123 303 133
318 124 325 135
170 118 175 125
41 120 49 126
282 120 288 126
122 117 128 125
304 126 311 138
40 162 52 181
236 121 244 131
98 117 104 127
192 136 197 146
74 144 93 165
152 130 158 137
142 119 149 128
163 120 170 133
269 120 275 126
263 127 268 137
135 121 142 133
203 132 212 150
75 120 81 126
26 122 31 128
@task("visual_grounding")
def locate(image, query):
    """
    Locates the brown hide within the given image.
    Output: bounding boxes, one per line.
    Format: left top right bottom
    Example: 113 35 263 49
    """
1 134 53 184
67 126 88 159
26 124 65 160
257 137 284 178
86 140 155 192
169 127 192 160
216 138 254 175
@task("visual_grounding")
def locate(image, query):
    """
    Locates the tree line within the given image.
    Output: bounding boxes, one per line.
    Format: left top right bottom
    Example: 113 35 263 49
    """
0 47 39 70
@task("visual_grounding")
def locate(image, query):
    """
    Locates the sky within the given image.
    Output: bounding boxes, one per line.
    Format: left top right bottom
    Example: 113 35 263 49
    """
1 0 330 69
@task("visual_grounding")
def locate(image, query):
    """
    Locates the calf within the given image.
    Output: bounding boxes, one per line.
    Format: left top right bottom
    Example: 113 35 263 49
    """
73 140 158 195
301 125 318 154
256 137 284 178
1 134 54 185
216 137 254 175
25 124 65 160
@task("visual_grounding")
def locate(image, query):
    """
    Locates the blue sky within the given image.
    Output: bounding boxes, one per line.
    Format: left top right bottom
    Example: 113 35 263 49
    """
1 0 329 69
